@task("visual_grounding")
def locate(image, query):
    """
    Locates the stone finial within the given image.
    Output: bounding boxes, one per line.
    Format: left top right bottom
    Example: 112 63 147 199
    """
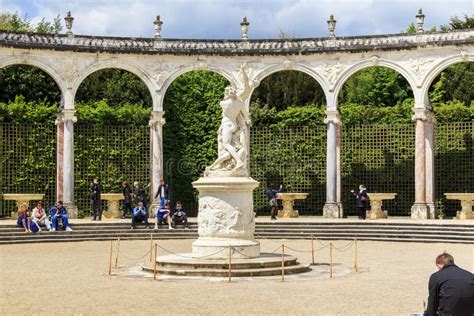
64 11 74 36
327 14 337 39
240 16 250 41
416 9 425 33
154 15 163 39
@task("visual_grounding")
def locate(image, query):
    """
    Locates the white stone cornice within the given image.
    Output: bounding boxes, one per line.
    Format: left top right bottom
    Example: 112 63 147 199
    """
324 110 341 125
412 108 436 123
149 111 166 127
55 109 77 125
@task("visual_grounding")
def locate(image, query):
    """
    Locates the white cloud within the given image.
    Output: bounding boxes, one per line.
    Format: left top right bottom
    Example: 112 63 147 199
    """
3 0 473 38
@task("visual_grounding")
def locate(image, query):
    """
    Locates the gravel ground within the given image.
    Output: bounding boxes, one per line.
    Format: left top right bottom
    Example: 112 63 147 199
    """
1 239 473 315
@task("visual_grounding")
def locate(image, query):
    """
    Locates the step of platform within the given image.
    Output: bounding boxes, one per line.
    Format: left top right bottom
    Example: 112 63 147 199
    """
141 253 310 277
0 221 472 245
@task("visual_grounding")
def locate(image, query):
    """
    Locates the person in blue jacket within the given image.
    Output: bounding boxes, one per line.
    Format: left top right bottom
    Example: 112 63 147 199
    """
351 184 369 220
267 183 282 220
131 202 149 229
49 200 73 232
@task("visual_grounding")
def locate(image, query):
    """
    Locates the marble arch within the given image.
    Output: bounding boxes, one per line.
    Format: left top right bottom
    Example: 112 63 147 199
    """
158 63 236 111
332 58 417 107
71 60 157 110
0 26 472 219
0 56 67 97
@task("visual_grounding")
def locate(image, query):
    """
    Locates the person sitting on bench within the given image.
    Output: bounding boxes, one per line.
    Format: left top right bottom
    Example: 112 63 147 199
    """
171 201 189 229
17 203 32 233
31 202 51 232
49 201 73 232
131 202 149 229
154 202 173 230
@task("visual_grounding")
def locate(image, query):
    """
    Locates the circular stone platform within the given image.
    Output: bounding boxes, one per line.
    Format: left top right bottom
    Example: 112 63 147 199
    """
141 253 311 277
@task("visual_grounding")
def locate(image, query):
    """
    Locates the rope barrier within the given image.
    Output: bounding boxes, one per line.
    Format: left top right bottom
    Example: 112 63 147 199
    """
118 248 153 261
156 244 226 259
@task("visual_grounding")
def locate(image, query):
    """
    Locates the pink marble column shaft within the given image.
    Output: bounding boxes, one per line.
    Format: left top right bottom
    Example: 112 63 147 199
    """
56 122 64 202
414 119 426 204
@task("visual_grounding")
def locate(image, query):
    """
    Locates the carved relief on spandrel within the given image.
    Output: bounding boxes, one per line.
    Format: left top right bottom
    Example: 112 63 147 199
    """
409 57 435 79
322 61 346 87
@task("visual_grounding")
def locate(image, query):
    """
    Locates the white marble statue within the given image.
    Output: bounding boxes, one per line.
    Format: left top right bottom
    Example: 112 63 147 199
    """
205 63 252 177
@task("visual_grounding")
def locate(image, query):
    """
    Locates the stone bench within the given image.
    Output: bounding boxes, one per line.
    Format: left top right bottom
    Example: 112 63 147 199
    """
101 193 124 220
444 193 474 220
2 193 45 219
276 193 309 218
366 193 397 219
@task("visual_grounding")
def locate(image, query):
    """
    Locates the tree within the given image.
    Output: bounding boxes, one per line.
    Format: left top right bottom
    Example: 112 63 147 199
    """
339 67 413 107
76 69 152 108
0 12 62 33
440 14 474 31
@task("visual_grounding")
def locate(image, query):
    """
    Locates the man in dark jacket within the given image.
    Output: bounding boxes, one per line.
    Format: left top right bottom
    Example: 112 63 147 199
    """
351 184 369 220
90 178 102 221
424 252 474 316
121 181 132 218
155 178 170 207
133 182 148 210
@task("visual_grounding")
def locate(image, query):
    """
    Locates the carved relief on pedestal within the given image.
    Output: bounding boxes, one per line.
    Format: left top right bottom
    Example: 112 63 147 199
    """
197 196 255 238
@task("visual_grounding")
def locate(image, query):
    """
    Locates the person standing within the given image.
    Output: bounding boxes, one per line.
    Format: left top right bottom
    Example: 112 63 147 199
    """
154 178 170 207
121 181 132 219
424 253 474 316
267 183 282 220
351 184 369 220
90 178 102 221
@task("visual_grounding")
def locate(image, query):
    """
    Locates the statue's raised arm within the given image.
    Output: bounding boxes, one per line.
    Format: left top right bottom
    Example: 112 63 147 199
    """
237 63 251 100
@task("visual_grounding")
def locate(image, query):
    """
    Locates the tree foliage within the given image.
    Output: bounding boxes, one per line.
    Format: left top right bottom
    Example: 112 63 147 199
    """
0 12 62 33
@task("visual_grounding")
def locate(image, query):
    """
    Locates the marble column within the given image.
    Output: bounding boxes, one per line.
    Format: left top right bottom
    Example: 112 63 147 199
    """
149 111 166 216
411 108 432 219
56 115 64 202
55 109 78 218
336 122 343 210
425 118 436 218
323 110 342 218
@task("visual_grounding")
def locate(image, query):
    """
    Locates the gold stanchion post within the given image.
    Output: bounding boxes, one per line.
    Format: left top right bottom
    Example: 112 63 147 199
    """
281 244 285 282
311 234 315 265
150 234 153 262
108 240 113 276
115 237 121 268
228 245 232 283
329 241 333 278
153 243 158 280
354 239 359 272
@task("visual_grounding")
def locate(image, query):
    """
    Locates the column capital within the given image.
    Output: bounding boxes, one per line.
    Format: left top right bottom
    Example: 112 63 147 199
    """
149 111 166 127
324 110 341 125
412 108 436 123
55 109 77 125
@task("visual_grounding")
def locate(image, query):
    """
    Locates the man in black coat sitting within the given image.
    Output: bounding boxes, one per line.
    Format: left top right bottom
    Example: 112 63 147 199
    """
424 252 474 316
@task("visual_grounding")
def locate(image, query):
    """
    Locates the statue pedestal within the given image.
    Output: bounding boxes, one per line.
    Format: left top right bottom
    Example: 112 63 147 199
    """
192 176 260 259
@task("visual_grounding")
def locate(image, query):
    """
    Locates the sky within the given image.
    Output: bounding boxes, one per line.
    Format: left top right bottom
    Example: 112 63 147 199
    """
0 0 472 39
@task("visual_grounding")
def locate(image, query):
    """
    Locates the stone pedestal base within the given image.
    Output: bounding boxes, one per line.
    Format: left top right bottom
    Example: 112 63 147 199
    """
278 209 299 218
323 203 342 218
366 209 388 219
411 203 430 219
192 238 260 259
63 203 78 219
149 202 160 219
427 203 437 219
456 211 474 220
103 202 120 220
192 176 260 260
